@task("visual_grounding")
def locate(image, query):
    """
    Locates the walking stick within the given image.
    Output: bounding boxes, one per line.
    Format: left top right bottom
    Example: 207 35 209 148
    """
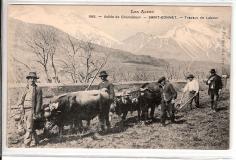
85 62 106 91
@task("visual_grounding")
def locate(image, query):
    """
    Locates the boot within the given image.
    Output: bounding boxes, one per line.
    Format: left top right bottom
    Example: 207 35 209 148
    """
161 122 166 127
151 117 156 122
24 144 30 148
195 104 200 108
214 101 218 112
92 132 103 140
106 123 111 132
171 116 176 123
189 104 193 110
161 119 166 127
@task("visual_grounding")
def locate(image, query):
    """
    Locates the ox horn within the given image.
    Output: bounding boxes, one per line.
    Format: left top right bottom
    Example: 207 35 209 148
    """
140 88 147 92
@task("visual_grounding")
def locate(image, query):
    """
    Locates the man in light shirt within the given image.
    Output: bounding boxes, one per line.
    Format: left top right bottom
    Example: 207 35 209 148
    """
183 74 200 109
18 72 42 147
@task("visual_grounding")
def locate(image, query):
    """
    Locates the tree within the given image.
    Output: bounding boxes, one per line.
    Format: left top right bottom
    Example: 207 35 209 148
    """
59 35 81 83
164 63 176 80
60 36 109 83
9 55 32 83
11 55 31 71
26 26 59 83
79 40 104 83
48 35 59 83
133 72 149 81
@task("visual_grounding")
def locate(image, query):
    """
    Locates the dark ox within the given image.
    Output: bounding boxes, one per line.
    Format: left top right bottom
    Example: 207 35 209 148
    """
44 88 111 138
138 82 162 122
111 94 141 122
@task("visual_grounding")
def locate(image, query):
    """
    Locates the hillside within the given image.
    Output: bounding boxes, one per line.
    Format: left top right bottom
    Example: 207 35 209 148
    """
8 18 167 83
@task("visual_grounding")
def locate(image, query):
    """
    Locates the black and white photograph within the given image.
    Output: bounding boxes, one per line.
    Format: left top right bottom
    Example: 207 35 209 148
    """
5 5 231 150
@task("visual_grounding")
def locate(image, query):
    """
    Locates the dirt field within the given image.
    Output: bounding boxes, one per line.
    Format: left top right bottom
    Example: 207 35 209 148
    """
7 87 229 149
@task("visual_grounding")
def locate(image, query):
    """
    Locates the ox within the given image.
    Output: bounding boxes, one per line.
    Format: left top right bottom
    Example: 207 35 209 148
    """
44 88 112 139
111 94 141 122
138 82 162 123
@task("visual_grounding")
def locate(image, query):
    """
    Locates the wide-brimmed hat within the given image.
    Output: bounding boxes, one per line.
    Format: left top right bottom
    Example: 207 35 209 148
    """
99 71 108 77
187 74 194 79
210 69 216 74
158 76 166 83
26 72 39 79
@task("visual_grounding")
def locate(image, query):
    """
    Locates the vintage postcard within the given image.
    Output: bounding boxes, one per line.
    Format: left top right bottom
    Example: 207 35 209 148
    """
4 4 231 152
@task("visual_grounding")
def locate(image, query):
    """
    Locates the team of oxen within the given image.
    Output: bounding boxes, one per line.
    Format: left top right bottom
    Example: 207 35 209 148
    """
36 82 163 139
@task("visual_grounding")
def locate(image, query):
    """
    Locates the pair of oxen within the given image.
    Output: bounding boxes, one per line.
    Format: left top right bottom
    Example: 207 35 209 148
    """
34 82 162 139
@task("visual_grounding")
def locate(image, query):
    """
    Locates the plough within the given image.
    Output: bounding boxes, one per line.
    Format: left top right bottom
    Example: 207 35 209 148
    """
175 94 197 111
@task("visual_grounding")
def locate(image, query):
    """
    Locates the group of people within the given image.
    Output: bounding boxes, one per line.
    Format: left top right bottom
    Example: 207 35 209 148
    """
15 68 223 147
182 68 223 111
157 68 223 126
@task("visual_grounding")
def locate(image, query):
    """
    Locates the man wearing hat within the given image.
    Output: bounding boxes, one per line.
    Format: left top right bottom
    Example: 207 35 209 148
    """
17 72 42 147
182 74 200 109
206 69 223 111
158 76 177 126
97 70 115 131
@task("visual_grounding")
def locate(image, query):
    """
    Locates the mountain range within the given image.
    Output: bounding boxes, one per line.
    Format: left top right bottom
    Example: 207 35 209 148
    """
115 22 231 63
8 17 230 84
11 7 230 63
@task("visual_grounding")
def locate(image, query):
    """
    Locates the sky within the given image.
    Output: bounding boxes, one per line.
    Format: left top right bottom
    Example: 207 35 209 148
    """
8 5 231 41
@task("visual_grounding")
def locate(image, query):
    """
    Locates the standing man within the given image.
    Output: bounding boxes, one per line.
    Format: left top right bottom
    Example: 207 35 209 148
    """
17 72 42 147
97 70 115 131
182 74 200 109
158 76 177 127
206 69 223 111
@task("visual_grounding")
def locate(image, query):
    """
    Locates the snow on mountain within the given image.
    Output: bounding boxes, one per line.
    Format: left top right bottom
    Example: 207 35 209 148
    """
121 32 153 52
9 6 230 63
118 22 230 63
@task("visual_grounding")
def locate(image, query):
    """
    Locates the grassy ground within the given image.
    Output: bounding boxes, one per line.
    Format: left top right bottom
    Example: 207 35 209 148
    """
7 88 229 149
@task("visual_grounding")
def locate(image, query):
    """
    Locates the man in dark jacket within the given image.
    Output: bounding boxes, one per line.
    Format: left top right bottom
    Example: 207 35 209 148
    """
158 76 177 126
206 69 223 111
18 72 42 147
97 70 115 131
